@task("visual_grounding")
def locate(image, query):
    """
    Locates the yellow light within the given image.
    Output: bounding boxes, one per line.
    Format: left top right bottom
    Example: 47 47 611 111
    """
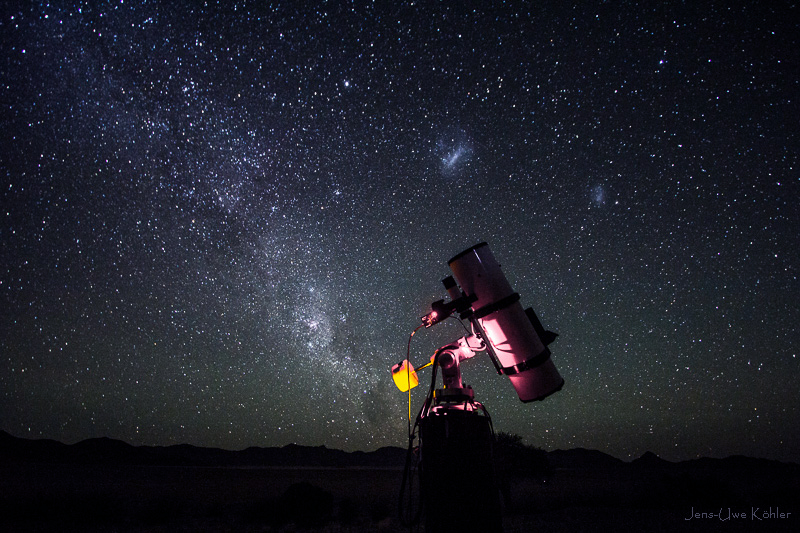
391 359 419 392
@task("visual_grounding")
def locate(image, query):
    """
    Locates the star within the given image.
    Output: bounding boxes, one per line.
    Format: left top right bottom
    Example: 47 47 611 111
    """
0 1 796 463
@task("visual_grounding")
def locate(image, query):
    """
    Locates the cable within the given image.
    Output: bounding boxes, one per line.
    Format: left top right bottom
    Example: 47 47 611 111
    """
399 323 426 529
399 329 452 529
398 432 420 528
419 346 444 422
399 323 473 529
400 346 443 529
450 314 472 335
405 324 423 437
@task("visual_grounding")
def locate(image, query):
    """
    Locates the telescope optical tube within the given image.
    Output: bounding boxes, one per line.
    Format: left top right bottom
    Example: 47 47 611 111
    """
448 243 564 402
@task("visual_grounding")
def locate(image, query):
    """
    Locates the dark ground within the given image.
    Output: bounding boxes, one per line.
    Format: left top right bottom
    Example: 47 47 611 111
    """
1 431 797 531
2 459 798 532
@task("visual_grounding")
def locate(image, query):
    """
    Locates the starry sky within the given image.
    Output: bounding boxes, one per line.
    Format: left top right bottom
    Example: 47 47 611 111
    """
2 1 798 463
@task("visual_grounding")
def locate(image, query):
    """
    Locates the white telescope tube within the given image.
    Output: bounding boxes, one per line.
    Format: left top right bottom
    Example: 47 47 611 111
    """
448 243 564 402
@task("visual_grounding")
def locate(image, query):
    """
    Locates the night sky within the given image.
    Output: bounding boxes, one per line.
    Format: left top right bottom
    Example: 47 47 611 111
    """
2 1 798 463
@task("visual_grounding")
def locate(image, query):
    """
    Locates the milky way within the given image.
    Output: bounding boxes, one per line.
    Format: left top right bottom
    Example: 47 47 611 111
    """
2 1 798 462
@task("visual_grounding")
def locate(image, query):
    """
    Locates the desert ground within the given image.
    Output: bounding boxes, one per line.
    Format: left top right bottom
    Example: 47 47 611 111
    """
2 457 797 532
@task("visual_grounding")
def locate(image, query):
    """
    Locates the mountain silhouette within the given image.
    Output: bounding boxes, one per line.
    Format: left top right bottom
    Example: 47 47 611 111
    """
0 430 406 468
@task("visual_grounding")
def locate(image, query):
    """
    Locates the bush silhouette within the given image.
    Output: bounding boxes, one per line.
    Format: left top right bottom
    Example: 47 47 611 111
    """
494 432 551 480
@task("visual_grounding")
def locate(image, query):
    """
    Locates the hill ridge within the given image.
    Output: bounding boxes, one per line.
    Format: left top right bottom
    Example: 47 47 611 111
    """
2 430 798 471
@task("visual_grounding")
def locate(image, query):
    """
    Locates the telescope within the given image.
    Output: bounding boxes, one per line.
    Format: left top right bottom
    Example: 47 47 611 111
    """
392 242 563 402
392 242 563 531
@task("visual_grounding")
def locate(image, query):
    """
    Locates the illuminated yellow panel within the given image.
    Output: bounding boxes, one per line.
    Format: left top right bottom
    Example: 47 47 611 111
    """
391 360 419 392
